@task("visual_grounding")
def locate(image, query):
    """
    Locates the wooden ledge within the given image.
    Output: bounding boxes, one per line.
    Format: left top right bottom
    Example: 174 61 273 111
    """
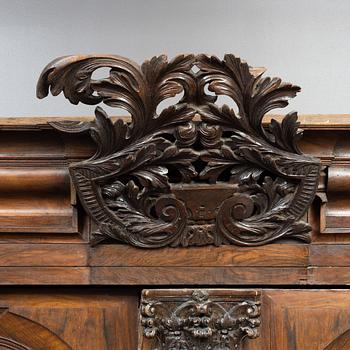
1 114 350 130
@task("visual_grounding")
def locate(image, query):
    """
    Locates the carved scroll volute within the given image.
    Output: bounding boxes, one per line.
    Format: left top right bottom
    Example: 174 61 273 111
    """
37 53 320 248
139 289 261 350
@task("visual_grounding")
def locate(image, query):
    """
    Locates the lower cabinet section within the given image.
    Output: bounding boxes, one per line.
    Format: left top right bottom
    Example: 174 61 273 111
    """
0 288 349 349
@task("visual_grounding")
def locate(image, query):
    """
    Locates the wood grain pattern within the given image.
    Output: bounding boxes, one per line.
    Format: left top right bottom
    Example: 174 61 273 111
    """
0 288 139 350
0 288 349 349
0 244 87 266
2 243 350 284
310 245 350 266
308 267 350 284
324 329 350 350
0 167 76 234
0 130 93 237
89 244 309 267
0 308 72 350
0 268 89 285
263 290 350 350
90 267 307 285
0 266 306 285
320 165 350 234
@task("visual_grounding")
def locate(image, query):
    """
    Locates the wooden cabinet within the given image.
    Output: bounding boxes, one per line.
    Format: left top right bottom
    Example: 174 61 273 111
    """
2 122 350 350
1 53 350 349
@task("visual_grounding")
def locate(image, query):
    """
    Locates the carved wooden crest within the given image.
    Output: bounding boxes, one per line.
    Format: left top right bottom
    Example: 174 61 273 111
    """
37 54 320 248
140 289 261 350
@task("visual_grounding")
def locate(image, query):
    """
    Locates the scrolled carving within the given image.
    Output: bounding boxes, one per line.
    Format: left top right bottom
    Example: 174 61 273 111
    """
37 53 320 248
140 289 261 350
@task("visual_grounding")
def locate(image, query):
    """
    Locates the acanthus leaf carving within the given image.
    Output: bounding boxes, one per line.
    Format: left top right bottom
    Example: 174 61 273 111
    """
37 53 320 248
140 289 261 350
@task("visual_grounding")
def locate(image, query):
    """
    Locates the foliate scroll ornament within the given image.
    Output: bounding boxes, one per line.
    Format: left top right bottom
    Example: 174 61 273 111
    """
36 53 320 247
140 289 261 350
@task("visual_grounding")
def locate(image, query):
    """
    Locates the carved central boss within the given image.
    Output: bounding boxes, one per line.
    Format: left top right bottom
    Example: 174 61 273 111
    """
37 54 320 248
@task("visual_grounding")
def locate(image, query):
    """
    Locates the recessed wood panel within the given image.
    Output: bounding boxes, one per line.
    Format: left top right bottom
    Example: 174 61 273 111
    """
263 290 350 350
0 288 139 350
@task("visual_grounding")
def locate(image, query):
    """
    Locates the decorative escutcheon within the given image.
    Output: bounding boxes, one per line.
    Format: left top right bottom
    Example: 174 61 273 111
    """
140 289 261 350
36 54 320 248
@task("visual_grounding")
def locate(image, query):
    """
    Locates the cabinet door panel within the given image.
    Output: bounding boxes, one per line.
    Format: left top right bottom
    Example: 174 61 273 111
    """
264 290 350 350
0 288 139 350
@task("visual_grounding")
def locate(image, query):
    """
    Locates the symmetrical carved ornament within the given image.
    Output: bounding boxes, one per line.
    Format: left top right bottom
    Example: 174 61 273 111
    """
37 53 320 248
140 289 261 350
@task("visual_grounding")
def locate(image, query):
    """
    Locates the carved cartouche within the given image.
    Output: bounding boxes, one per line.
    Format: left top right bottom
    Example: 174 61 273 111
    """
36 54 320 247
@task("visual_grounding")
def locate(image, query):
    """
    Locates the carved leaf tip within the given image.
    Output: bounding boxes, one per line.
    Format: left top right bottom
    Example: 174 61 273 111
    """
36 55 81 99
269 111 303 154
36 68 52 99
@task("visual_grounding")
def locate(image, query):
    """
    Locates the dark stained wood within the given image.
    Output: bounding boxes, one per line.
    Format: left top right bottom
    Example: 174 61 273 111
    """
139 289 261 350
1 54 350 348
36 54 320 248
1 118 350 244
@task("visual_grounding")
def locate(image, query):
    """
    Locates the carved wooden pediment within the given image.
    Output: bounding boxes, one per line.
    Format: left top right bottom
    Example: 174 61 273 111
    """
36 54 320 248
